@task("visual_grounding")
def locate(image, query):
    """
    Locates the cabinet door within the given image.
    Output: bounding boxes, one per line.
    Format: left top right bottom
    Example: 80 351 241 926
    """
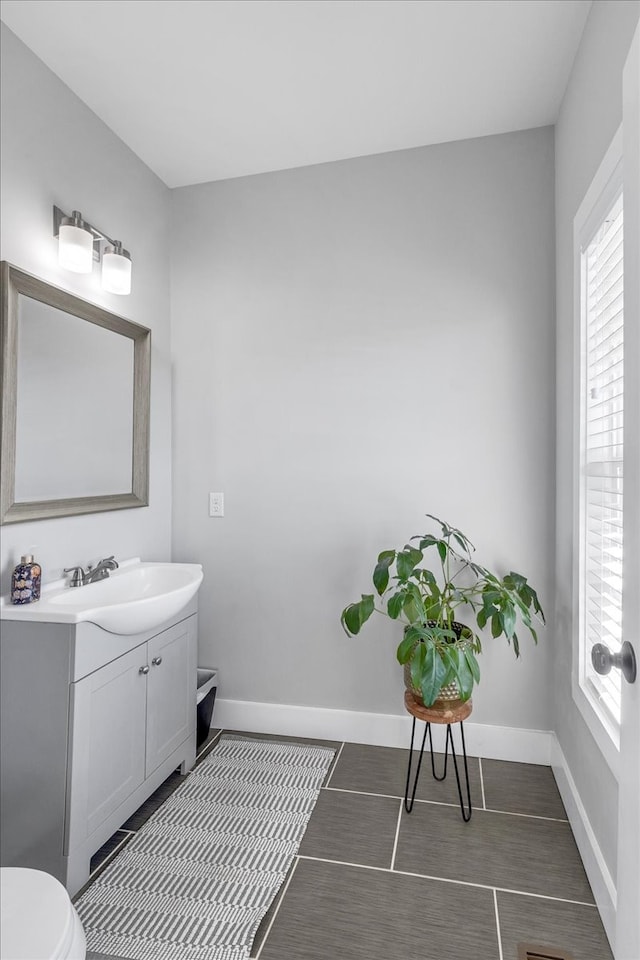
66 644 147 851
146 618 196 777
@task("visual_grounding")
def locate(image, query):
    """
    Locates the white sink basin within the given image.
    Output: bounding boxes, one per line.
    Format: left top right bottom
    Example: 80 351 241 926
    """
0 561 203 635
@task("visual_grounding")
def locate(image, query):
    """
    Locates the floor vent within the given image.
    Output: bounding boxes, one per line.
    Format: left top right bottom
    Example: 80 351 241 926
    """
517 946 575 960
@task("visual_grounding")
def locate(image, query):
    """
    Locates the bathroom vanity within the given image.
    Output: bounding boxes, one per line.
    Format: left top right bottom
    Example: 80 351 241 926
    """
0 600 198 895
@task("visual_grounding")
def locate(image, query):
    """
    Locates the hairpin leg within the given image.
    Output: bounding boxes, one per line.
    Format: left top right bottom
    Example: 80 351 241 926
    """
427 723 448 781
404 717 429 813
448 722 472 821
404 719 472 821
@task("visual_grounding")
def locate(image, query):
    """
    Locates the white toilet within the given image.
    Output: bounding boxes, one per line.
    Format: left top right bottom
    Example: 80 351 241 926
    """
0 868 86 960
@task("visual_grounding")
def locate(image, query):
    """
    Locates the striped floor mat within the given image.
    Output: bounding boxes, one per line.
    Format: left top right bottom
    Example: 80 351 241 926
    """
76 736 335 960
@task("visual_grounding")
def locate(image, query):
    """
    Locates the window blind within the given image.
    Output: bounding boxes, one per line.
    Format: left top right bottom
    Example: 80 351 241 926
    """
582 191 624 724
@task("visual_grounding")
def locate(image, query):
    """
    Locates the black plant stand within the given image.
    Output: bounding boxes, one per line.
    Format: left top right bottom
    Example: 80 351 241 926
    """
403 691 473 822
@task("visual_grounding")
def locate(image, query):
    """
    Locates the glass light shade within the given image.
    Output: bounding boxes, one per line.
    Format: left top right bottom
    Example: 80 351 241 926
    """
58 223 93 273
102 246 132 295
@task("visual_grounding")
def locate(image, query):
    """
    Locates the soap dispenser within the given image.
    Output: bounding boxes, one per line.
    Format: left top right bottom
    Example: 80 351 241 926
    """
11 554 42 604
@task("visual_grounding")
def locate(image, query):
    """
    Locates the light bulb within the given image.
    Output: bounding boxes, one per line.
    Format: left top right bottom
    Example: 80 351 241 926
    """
58 211 93 273
102 243 132 295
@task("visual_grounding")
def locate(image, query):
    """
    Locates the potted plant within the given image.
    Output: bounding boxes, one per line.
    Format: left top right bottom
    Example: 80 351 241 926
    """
340 515 545 708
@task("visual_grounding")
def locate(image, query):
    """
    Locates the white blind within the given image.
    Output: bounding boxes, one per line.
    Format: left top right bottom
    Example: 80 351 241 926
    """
582 191 624 725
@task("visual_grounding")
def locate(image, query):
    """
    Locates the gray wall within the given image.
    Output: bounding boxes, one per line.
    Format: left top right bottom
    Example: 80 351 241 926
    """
171 127 556 728
0 26 173 588
554 0 640 881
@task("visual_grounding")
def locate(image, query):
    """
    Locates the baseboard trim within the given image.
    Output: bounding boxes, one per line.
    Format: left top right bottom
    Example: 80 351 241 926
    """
550 735 616 950
214 697 554 765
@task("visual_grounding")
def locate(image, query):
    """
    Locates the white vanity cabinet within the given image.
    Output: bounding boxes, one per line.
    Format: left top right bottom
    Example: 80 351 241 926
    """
70 644 148 844
0 601 198 895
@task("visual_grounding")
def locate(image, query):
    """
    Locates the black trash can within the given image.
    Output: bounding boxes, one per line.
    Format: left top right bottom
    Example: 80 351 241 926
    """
196 668 218 748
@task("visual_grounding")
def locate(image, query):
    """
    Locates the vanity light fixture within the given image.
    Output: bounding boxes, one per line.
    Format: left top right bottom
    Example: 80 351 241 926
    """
57 210 93 273
53 205 132 295
102 242 132 296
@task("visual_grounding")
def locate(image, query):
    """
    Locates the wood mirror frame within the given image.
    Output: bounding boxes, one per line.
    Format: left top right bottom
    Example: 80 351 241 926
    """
0 261 150 524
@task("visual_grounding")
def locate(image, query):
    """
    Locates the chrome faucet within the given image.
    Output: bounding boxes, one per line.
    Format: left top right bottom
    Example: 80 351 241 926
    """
64 556 119 587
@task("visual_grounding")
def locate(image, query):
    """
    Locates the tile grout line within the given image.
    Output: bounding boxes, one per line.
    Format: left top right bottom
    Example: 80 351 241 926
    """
483 808 568 824
87 833 133 881
254 857 300 959
493 889 504 960
322 785 462 811
321 785 568 822
322 785 416 802
389 800 404 871
297 854 598 907
478 756 487 809
196 729 223 760
324 741 345 788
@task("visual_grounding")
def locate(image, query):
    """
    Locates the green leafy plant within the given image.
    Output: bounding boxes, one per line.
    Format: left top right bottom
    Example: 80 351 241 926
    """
341 515 545 707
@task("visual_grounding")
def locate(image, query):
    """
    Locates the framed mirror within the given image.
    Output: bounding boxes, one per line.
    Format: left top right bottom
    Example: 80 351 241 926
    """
0 262 150 524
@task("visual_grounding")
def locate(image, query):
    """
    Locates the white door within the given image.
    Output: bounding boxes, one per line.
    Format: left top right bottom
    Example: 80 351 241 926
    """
66 645 147 850
616 24 640 960
145 619 196 777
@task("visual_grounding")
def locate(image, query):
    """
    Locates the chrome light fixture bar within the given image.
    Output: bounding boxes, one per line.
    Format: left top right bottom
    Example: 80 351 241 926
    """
53 205 132 295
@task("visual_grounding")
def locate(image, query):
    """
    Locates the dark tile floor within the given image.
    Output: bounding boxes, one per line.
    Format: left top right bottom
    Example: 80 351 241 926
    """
82 728 613 960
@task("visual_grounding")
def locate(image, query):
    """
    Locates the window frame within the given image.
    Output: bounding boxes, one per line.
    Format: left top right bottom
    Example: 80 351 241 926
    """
572 127 623 778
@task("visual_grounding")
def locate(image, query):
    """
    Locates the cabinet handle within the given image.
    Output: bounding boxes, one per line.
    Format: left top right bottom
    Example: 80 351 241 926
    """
139 665 150 675
152 656 163 667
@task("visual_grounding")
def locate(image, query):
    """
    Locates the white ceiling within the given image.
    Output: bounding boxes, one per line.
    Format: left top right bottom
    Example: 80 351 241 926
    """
1 0 591 188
